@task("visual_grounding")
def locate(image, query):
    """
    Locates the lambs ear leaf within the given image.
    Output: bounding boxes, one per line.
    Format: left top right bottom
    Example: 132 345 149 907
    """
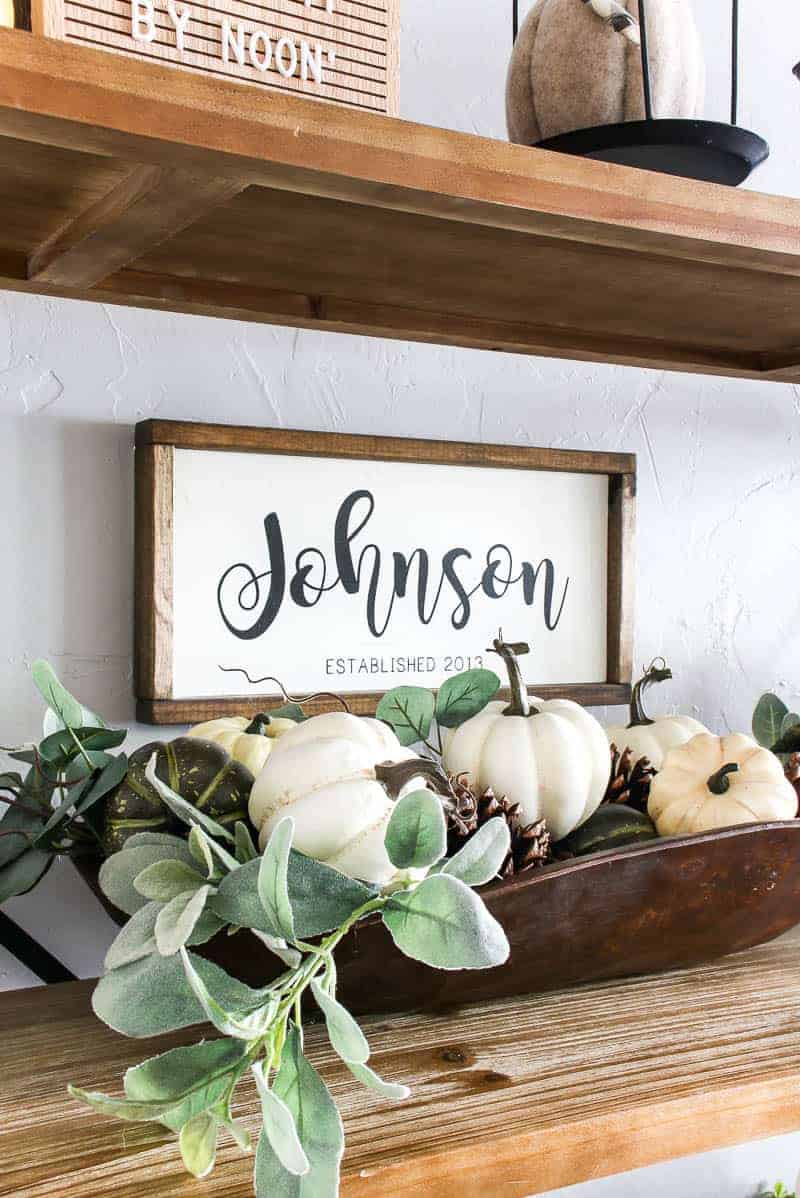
384 790 446 869
383 874 509 970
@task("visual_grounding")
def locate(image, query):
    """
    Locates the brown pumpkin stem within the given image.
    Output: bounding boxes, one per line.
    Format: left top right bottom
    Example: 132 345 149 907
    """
375 758 453 800
707 763 740 795
487 630 537 718
628 657 673 728
244 713 273 736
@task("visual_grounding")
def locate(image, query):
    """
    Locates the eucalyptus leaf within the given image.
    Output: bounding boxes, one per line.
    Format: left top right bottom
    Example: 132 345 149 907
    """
212 853 375 939
155 885 213 956
310 980 369 1065
783 713 800 736
770 724 800 754
99 840 196 915
74 754 129 815
258 818 296 941
93 949 274 1038
441 817 510 887
31 660 85 730
145 756 236 844
235 821 259 864
344 1059 410 1101
435 669 501 729
375 687 435 747
180 948 278 1040
63 750 116 784
135 859 208 902
252 1062 310 1177
38 726 126 763
384 789 446 870
0 846 51 902
254 1027 343 1198
0 801 44 868
753 693 789 748
383 874 509 970
125 1037 248 1135
268 703 306 723
180 1112 218 1178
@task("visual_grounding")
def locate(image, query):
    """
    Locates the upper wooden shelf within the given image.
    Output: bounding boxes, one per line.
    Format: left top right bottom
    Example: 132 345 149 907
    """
2 29 800 380
4 933 800 1198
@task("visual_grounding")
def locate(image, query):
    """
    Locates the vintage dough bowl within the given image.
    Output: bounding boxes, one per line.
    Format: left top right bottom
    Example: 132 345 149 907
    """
77 822 800 1017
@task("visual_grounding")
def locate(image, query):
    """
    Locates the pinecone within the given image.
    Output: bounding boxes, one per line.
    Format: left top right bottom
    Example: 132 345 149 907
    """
603 744 656 814
785 753 800 815
444 773 552 876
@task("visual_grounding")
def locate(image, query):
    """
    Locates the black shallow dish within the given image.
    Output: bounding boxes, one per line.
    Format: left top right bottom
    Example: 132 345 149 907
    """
535 119 769 186
77 821 800 1018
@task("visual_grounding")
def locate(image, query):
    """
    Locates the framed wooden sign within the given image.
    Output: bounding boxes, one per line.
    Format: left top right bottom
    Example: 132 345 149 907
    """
135 420 636 724
32 0 399 116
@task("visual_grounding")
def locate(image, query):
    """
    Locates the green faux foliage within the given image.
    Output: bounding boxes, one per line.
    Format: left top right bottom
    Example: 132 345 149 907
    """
752 692 800 754
0 659 514 1198
376 667 501 755
73 779 511 1198
0 662 128 902
759 1185 796 1198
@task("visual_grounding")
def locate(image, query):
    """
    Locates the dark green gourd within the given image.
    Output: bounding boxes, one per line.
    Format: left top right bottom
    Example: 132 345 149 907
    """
561 804 657 858
103 737 254 854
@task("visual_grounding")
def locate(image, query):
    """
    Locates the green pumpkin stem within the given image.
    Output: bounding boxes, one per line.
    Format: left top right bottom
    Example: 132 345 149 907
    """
707 763 740 795
629 657 673 728
245 713 273 736
488 632 537 718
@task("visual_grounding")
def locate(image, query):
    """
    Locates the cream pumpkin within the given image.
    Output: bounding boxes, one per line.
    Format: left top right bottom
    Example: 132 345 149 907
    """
605 659 708 770
187 714 296 777
648 732 798 837
507 0 705 145
442 638 609 841
248 712 435 886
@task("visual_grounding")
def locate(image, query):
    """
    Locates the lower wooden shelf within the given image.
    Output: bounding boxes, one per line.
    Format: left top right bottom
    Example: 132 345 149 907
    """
3 934 800 1198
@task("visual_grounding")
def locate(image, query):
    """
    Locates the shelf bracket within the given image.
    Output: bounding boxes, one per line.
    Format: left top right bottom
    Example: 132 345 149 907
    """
27 164 246 288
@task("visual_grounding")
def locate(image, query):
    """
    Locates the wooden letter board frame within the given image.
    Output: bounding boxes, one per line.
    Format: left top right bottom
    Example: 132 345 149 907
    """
135 419 636 724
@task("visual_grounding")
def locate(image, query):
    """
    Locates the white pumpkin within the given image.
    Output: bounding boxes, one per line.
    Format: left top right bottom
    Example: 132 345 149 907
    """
442 639 609 841
188 714 296 777
648 732 798 837
248 712 434 886
606 659 708 770
507 0 705 145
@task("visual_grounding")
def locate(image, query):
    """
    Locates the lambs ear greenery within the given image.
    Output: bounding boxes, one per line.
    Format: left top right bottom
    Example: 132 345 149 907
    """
74 788 511 1198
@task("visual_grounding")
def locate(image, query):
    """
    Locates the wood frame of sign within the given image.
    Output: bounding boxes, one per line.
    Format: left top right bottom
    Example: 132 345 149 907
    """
134 419 636 724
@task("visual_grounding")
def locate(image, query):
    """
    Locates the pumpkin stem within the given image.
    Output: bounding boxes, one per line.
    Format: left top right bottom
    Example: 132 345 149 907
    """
707 762 740 795
487 631 537 718
375 758 452 800
629 657 673 728
244 713 273 736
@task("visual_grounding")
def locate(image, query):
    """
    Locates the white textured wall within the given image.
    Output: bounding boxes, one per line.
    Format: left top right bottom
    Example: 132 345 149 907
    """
2 2 800 1192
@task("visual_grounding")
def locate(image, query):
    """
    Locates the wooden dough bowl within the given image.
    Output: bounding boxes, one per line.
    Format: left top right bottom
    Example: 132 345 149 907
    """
77 822 800 1017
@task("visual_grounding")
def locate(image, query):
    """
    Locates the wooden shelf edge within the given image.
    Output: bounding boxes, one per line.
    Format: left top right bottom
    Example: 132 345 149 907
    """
2 28 800 280
3 934 800 1197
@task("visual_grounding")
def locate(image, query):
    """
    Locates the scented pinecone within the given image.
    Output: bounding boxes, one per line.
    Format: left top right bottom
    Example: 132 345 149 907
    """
785 753 800 815
444 773 552 876
603 744 656 814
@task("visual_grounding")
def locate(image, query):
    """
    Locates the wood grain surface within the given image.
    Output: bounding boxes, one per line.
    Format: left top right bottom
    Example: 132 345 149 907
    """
3 932 800 1198
0 30 799 376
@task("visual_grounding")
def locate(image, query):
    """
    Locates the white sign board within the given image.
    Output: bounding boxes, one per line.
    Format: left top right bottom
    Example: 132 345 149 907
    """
135 423 636 722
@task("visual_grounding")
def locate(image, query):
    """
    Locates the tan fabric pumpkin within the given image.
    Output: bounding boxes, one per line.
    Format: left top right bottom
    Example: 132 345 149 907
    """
507 0 705 145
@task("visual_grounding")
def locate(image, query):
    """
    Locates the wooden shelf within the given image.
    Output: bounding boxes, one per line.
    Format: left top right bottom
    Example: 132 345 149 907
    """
4 934 800 1198
2 30 800 380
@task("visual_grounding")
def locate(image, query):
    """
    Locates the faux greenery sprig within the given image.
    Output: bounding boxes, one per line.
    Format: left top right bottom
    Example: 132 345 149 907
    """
70 758 511 1194
752 693 800 755
0 662 128 903
376 663 502 756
